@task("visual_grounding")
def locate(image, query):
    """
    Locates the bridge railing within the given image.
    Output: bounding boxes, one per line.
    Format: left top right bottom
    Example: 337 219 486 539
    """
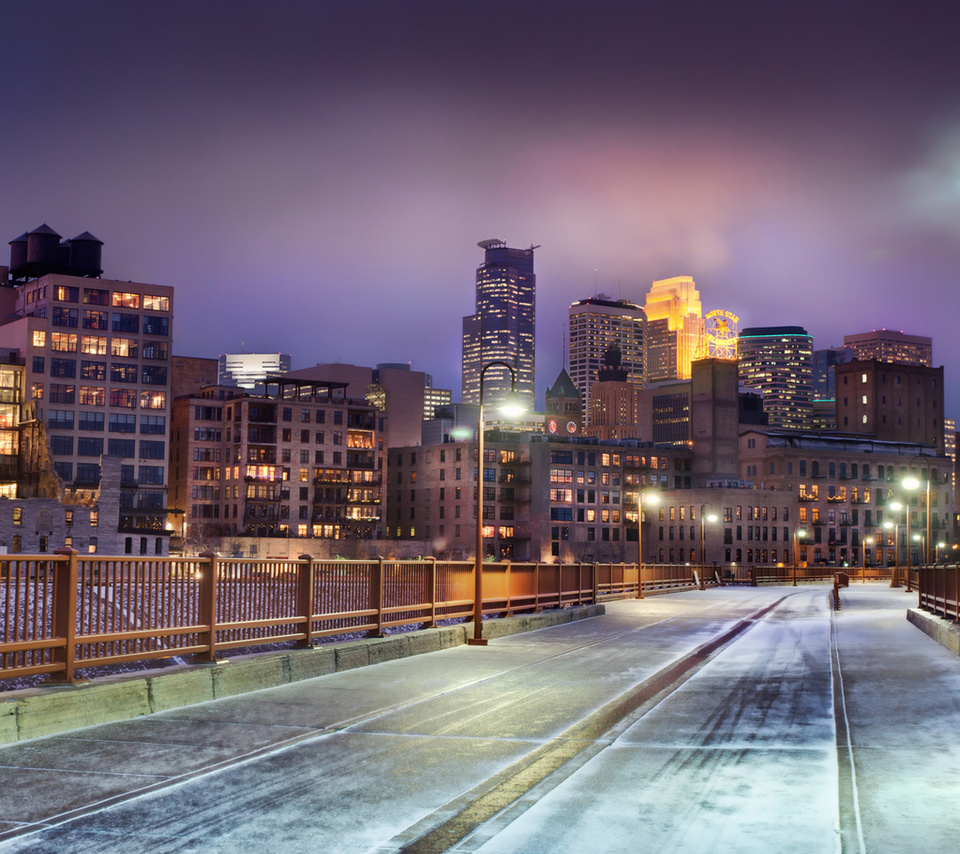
917 566 960 622
0 552 643 684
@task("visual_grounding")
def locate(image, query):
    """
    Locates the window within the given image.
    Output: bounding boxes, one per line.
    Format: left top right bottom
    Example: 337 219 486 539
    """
140 415 165 434
50 332 78 352
108 438 136 457
79 386 105 407
142 316 169 335
49 383 75 403
77 437 104 456
55 286 79 302
112 313 139 333
75 462 101 484
111 337 138 358
32 356 44 373
50 358 76 378
49 410 75 429
78 411 104 430
80 335 108 355
80 361 106 380
139 440 165 459
51 307 78 327
111 363 138 383
112 292 141 308
138 465 164 485
140 391 166 410
110 388 137 408
141 341 168 360
82 310 108 330
50 435 74 455
143 294 170 311
83 288 110 305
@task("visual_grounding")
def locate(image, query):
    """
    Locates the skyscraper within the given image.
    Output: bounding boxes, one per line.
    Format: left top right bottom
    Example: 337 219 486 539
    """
843 329 932 367
738 326 814 431
568 296 645 426
643 276 705 382
461 239 536 410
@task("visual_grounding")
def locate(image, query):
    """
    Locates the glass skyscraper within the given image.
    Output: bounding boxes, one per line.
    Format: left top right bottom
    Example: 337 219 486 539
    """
461 239 536 410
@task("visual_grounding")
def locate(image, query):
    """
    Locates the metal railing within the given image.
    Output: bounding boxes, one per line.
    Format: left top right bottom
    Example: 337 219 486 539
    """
918 566 960 622
0 552 645 685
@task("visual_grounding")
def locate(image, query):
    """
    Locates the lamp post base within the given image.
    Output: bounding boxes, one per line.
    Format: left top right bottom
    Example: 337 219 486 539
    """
467 638 489 646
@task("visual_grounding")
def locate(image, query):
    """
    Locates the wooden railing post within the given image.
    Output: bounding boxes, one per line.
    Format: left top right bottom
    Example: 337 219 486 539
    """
296 554 315 648
533 562 541 612
424 556 438 628
636 561 645 600
50 549 78 683
197 552 219 662
591 563 598 604
367 558 385 638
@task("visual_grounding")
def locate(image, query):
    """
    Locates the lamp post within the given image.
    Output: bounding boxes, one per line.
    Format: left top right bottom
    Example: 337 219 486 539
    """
902 476 920 593
469 360 525 646
636 491 659 596
862 535 874 578
936 541 946 564
884 515 900 587
793 528 807 586
699 504 718 578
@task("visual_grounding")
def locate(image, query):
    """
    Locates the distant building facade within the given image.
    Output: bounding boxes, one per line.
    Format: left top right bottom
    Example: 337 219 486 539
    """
568 296 645 426
738 326 814 432
218 352 291 392
843 329 932 367
462 239 537 411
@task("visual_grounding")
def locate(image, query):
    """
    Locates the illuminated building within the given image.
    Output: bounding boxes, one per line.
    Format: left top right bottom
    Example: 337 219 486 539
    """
568 296 645 426
169 377 382 543
738 326 814 432
843 329 932 367
834 359 945 453
643 276 705 381
0 226 173 553
218 352 291 392
462 239 537 411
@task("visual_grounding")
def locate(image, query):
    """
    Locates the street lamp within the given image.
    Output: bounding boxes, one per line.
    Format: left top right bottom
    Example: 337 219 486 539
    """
636 491 659 597
793 527 807 586
699 504 718 578
936 541 946 564
862 535 874 578
884 514 900 587
469 360 525 646
902 476 921 593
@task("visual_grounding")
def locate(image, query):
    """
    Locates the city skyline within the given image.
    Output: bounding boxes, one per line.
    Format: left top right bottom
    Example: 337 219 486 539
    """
3 2 960 410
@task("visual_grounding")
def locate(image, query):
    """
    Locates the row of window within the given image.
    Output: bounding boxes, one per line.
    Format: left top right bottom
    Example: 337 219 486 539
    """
39 385 167 409
40 357 167 383
35 331 163 359
51 309 169 335
53 286 170 312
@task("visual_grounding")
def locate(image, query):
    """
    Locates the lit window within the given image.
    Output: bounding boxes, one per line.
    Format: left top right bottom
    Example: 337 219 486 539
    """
32 330 46 348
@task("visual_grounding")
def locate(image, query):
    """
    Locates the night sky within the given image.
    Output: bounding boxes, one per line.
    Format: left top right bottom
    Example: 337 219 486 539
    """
4 2 960 411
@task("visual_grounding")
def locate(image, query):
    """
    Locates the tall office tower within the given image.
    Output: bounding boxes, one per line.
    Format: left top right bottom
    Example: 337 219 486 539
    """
462 239 536 411
218 352 291 392
568 296 645 426
1 225 173 550
738 326 814 432
643 276 705 382
843 329 932 367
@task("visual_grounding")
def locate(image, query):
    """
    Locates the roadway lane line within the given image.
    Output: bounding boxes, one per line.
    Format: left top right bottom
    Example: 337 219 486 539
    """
831 614 867 854
386 596 794 854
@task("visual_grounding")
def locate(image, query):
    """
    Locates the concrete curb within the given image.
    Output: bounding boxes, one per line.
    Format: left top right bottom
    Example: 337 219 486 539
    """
907 607 960 655
0 604 604 745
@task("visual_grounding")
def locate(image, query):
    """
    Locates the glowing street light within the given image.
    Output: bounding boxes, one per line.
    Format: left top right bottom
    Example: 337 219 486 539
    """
636 491 659 598
469 361 525 647
699 504 718 578
884 513 901 588
793 527 808 587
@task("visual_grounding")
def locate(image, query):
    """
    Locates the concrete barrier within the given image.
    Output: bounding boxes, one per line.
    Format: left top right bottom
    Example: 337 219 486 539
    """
907 607 960 655
0 606 604 746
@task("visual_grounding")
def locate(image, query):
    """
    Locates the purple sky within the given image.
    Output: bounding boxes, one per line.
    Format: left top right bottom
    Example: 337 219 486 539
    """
4 2 960 411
